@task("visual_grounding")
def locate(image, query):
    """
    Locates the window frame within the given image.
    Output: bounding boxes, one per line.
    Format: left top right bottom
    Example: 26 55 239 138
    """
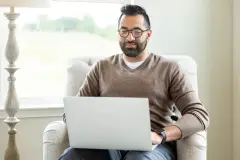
0 0 134 108
53 0 132 4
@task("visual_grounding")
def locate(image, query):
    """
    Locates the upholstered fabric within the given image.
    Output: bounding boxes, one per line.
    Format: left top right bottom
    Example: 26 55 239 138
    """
43 55 207 160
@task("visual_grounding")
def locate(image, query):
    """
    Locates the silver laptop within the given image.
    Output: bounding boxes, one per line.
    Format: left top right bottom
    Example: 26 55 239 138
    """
63 96 158 151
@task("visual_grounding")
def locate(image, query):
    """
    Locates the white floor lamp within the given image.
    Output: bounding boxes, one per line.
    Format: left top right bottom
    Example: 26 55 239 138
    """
0 1 50 160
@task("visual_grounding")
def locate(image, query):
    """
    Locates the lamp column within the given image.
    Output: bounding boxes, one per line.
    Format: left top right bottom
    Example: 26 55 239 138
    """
3 7 20 160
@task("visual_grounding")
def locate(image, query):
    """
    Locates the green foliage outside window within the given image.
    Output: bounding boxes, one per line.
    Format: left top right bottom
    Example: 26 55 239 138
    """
23 14 117 41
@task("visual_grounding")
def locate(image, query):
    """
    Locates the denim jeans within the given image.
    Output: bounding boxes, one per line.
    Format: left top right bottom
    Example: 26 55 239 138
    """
58 142 176 160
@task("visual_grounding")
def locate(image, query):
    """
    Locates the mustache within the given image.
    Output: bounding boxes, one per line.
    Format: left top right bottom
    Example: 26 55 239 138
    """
124 41 137 45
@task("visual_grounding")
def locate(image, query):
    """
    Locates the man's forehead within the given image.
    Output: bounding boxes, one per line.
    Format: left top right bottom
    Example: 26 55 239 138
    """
119 15 146 29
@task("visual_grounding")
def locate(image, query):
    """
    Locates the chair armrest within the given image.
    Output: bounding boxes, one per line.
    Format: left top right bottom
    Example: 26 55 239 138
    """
42 121 207 160
177 131 207 160
43 121 69 160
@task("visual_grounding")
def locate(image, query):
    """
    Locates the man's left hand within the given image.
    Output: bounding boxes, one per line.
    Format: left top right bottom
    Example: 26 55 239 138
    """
151 131 162 145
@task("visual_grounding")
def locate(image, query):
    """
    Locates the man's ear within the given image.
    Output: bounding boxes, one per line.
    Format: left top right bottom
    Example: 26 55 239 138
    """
147 30 152 41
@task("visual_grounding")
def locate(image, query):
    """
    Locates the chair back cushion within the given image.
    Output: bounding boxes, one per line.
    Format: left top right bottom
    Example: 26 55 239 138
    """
65 55 198 97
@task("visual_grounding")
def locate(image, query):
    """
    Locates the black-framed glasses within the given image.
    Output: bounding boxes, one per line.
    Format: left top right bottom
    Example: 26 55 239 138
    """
118 28 149 38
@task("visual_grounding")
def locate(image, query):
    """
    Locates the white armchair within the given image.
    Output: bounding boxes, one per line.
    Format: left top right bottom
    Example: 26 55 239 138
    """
43 55 207 160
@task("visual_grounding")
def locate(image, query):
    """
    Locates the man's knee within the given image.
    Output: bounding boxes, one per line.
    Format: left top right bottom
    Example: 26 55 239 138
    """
124 152 167 160
124 145 175 160
124 151 148 160
58 147 120 160
124 151 167 160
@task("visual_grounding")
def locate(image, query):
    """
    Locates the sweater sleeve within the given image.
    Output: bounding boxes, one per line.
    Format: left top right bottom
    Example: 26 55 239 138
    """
63 61 100 123
168 61 210 138
76 62 100 97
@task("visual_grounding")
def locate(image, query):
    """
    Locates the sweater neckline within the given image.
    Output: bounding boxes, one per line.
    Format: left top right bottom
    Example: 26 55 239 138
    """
119 53 153 72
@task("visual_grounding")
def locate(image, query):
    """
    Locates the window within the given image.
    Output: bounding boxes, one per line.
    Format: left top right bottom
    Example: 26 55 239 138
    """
0 0 131 107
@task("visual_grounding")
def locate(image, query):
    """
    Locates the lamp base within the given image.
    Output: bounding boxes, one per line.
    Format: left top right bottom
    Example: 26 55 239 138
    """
4 129 20 160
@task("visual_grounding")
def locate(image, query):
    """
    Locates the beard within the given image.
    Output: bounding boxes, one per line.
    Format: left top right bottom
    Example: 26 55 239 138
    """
119 39 148 57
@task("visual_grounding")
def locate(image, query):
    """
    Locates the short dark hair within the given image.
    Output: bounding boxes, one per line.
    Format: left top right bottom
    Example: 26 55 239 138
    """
118 4 151 29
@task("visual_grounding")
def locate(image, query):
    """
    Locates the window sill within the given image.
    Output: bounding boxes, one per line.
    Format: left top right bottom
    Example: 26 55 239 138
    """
0 104 64 119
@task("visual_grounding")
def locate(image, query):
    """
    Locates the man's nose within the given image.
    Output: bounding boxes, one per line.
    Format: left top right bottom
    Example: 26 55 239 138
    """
126 32 135 41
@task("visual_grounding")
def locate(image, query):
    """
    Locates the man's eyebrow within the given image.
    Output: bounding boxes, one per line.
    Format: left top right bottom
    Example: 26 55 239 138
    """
119 26 144 30
119 26 128 29
132 27 142 30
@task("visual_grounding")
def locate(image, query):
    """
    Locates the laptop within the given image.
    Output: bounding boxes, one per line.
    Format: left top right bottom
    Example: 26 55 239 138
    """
63 96 158 151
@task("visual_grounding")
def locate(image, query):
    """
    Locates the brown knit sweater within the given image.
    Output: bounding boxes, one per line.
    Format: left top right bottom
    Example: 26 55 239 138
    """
69 53 209 138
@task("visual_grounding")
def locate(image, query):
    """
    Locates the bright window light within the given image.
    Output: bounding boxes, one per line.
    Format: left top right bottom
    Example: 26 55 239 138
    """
0 1 124 106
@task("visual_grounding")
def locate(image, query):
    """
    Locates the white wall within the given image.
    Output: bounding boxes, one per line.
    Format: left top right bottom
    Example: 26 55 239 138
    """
233 0 240 159
136 0 233 160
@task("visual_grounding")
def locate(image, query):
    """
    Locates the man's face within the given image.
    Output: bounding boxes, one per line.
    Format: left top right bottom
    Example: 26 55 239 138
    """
118 15 151 57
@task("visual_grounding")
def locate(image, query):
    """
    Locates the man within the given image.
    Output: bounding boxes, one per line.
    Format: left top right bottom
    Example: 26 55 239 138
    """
59 4 210 160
